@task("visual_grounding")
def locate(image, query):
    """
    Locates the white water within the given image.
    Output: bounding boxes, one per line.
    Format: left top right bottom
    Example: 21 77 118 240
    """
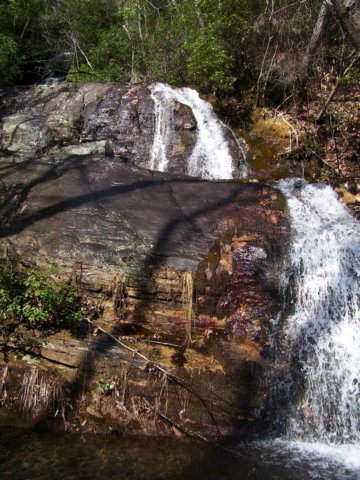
150 83 247 180
279 179 360 456
150 84 174 172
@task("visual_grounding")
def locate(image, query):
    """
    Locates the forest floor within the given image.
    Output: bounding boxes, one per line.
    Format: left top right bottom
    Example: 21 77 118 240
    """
214 79 360 216
217 80 360 183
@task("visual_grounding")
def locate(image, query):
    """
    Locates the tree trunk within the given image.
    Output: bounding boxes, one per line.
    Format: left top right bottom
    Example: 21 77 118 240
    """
301 3 330 74
331 0 360 51
308 3 329 55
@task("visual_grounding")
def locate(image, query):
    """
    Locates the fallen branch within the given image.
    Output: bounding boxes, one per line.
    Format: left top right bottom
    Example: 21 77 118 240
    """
316 51 360 123
306 147 339 173
275 112 299 151
85 318 221 438
143 398 210 443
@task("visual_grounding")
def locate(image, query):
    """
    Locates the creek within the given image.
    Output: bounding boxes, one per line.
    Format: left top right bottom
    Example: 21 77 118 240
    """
0 427 358 480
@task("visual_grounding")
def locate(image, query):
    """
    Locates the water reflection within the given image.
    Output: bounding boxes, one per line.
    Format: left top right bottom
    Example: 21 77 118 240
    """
0 428 359 480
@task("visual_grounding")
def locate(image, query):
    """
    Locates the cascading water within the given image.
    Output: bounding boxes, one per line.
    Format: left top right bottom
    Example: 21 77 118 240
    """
150 85 174 173
150 82 247 180
278 178 360 448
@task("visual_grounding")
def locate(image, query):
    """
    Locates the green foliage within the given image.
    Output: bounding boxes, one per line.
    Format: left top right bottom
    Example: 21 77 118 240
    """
0 261 87 329
89 27 133 82
0 0 52 84
186 34 236 91
0 0 260 90
66 65 98 83
339 67 360 88
0 0 351 103
0 34 21 85
97 380 114 395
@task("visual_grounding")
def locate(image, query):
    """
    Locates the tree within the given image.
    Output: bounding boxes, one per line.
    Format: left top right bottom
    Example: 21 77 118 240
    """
301 2 330 74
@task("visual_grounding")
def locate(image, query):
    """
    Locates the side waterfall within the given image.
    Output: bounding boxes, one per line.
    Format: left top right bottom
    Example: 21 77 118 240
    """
150 82 247 180
279 179 360 446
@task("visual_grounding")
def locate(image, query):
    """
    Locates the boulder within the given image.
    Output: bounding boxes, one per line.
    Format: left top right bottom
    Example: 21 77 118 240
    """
0 83 197 173
0 82 289 439
0 153 289 438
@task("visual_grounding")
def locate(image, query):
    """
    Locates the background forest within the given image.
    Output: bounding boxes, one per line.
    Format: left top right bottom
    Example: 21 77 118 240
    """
0 0 358 100
1 0 360 180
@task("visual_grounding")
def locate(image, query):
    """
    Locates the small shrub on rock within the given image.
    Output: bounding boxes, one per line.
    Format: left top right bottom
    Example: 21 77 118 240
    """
0 260 87 331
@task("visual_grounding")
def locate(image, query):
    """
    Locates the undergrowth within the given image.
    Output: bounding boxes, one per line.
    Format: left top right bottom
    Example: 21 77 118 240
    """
0 260 87 331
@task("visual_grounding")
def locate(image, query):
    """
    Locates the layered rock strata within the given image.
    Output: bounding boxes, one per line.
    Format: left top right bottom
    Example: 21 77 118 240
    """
0 83 289 439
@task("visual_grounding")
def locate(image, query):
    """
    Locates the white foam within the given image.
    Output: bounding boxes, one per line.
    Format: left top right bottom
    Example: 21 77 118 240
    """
278 440 360 470
150 83 246 180
279 179 360 444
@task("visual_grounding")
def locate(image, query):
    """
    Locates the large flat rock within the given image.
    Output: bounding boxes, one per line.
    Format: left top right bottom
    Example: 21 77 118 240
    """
0 156 287 336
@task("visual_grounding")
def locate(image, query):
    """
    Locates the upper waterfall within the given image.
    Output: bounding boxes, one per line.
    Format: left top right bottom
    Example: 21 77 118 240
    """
279 179 360 445
150 83 247 180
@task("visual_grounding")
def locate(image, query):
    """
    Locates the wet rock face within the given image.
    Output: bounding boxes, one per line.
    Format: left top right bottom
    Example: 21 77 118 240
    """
163 101 197 174
0 82 196 171
0 155 289 437
0 82 290 439
0 158 287 335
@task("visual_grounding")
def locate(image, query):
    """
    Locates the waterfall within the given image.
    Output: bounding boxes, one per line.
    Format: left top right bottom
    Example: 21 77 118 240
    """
149 85 174 172
279 178 360 446
150 83 247 180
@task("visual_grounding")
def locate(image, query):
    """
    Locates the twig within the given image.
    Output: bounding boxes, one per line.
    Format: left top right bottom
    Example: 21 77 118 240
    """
306 147 338 172
275 112 299 150
144 0 160 15
261 42 278 105
0 365 8 399
20 19 30 40
143 398 210 442
144 339 182 349
274 95 293 114
316 51 359 123
273 0 309 16
85 318 221 438
74 39 94 71
256 34 273 107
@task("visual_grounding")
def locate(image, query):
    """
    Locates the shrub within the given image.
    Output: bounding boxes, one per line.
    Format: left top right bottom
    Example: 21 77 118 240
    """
0 261 87 330
0 34 21 85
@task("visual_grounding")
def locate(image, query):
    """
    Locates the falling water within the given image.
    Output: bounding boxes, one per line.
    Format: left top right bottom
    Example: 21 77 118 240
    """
150 83 247 180
150 84 174 173
279 179 360 446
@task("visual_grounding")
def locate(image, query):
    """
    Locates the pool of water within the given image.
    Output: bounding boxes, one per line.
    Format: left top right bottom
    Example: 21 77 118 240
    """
1 427 359 480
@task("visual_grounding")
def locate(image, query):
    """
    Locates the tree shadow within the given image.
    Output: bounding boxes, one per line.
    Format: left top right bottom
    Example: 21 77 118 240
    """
0 155 264 439
1 84 73 115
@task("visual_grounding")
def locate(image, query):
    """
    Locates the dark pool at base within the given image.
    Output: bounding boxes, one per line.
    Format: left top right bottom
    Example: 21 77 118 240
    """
0 428 359 480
